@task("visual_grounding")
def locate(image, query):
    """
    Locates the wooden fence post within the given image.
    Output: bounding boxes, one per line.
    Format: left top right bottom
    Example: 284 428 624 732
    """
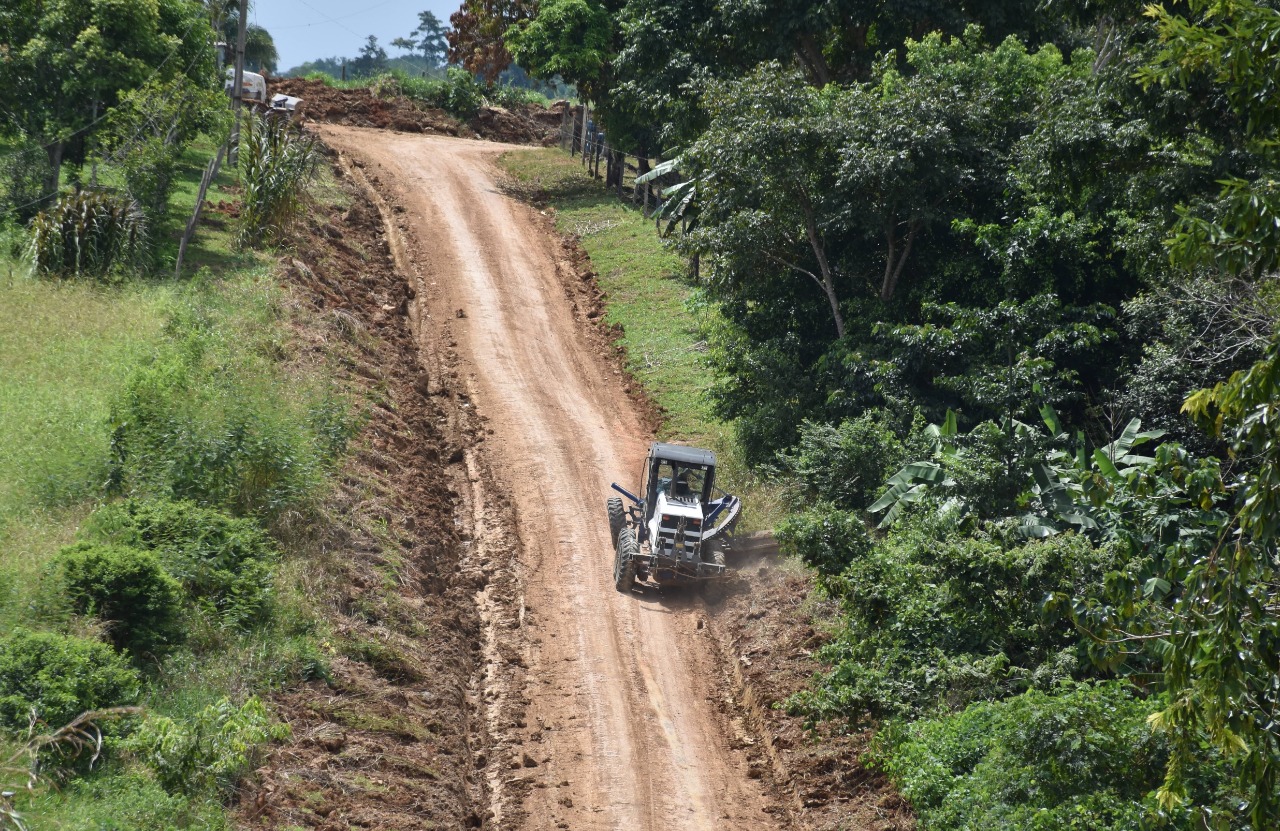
175 142 228 278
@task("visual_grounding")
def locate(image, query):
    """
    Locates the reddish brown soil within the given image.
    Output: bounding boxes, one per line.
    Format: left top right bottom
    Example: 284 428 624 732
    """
235 168 492 830
318 126 783 831
274 77 565 146
237 119 911 831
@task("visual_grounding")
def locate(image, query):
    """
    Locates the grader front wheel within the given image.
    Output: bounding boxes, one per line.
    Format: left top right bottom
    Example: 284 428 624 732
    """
614 527 638 592
606 496 625 547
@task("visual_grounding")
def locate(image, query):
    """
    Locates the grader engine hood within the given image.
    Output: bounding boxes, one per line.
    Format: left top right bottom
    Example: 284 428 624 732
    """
649 492 703 559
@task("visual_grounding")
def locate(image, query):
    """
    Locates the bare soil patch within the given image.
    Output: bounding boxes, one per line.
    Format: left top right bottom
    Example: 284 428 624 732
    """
707 542 916 831
275 77 566 146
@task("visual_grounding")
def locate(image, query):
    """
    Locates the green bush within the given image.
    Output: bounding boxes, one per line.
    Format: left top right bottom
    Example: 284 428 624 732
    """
873 683 1171 831
0 139 50 222
777 504 873 575
788 520 1122 724
121 696 289 795
485 83 551 108
781 412 908 510
105 288 353 514
28 190 147 280
53 543 184 658
0 629 140 728
391 67 484 119
42 770 229 831
87 499 279 630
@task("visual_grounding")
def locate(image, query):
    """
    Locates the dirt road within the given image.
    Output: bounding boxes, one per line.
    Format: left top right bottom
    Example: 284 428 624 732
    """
318 126 783 831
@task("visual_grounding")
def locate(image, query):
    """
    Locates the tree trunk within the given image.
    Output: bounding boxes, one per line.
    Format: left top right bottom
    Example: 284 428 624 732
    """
801 201 844 338
44 141 64 206
634 156 650 205
880 218 920 302
795 33 832 86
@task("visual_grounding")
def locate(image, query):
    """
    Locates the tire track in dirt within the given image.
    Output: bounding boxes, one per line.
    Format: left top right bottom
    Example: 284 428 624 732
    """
318 126 784 831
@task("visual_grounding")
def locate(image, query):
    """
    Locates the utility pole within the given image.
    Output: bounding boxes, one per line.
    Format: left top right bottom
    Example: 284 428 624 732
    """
229 0 248 163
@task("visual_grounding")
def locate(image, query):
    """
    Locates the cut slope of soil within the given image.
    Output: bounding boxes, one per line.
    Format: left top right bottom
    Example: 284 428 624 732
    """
235 163 493 830
707 538 916 831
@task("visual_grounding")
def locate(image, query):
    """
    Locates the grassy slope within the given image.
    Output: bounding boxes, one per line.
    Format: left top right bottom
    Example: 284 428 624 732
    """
497 149 785 531
0 140 306 828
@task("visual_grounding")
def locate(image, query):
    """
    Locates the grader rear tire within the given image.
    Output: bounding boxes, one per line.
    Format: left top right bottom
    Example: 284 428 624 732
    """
614 527 638 593
606 497 626 547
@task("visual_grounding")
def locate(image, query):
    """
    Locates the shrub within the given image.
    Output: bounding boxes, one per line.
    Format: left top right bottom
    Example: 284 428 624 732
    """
787 520 1122 724
87 499 278 630
121 696 289 795
485 83 550 108
51 771 229 831
0 629 140 729
106 322 345 518
53 543 184 658
873 682 1173 831
780 411 908 510
237 114 320 248
391 67 484 119
28 190 147 279
777 504 873 576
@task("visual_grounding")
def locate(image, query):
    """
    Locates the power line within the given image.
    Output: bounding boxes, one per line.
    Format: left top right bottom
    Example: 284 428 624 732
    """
270 0 406 31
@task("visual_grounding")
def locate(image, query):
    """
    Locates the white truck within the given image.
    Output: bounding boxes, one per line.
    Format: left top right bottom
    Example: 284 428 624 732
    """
224 69 302 113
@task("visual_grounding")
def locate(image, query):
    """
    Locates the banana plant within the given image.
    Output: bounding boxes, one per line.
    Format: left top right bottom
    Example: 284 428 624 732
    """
636 158 698 237
869 402 1165 537
867 410 959 527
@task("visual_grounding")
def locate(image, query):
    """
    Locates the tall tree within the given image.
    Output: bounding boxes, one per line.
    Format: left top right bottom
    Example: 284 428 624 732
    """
351 35 388 77
392 10 450 67
0 0 216 202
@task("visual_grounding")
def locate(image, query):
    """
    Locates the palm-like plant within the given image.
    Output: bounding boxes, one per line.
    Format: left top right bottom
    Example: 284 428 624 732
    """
237 115 319 248
28 190 147 280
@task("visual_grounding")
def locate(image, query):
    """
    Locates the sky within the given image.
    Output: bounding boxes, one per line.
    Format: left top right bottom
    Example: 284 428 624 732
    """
252 0 461 72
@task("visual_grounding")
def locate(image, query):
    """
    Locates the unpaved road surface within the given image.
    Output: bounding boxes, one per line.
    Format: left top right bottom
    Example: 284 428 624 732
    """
318 126 783 831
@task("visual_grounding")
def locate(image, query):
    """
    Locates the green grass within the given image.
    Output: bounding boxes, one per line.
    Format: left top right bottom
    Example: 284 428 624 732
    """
497 149 786 530
0 131 342 827
0 274 171 517
0 265 174 633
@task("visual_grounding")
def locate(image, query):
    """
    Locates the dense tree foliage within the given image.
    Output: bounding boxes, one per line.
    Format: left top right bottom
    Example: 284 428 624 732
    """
0 0 217 200
486 0 1280 826
448 0 531 81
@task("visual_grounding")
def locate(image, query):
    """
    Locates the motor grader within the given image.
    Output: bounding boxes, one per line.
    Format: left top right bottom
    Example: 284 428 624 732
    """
606 443 741 592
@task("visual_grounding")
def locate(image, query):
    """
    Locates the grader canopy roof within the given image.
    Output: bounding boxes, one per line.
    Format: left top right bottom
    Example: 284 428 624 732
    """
651 443 715 467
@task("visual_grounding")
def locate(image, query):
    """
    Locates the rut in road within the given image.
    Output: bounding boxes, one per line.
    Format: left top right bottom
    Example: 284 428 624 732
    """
318 126 786 831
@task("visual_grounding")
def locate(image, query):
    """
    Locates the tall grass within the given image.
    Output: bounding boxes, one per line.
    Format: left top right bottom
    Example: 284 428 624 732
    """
237 115 320 248
0 272 170 521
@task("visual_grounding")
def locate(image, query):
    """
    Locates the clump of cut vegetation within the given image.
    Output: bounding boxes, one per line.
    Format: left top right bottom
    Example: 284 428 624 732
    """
28 190 147 280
